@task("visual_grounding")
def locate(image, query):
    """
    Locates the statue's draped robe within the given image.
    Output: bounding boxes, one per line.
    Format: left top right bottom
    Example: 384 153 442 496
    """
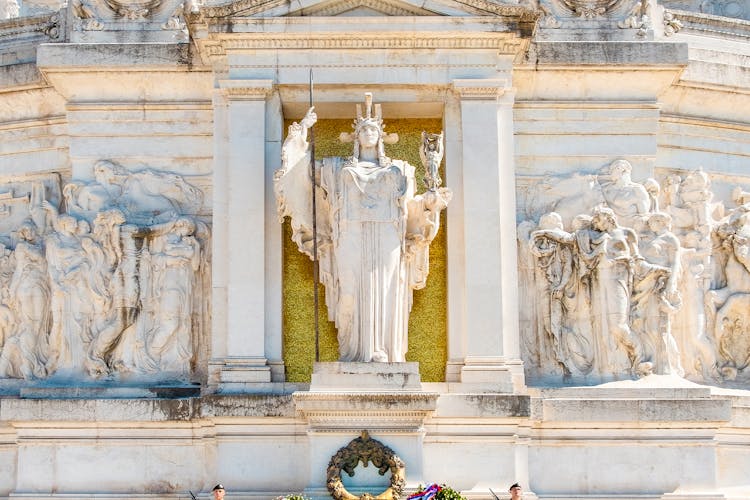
320 157 412 362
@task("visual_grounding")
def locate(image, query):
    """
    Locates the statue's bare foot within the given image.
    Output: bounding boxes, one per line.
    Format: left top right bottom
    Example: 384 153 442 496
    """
636 362 653 378
86 359 109 378
721 365 738 381
371 351 388 363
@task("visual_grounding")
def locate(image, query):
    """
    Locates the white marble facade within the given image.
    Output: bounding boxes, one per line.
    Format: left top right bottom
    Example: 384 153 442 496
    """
0 0 749 499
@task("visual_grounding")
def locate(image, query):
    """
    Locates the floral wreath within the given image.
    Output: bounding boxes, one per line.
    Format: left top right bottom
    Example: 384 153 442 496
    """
326 431 406 500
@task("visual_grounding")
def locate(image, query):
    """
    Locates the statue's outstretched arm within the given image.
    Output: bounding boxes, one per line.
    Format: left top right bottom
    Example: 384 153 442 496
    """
41 200 61 234
405 186 452 290
274 107 319 259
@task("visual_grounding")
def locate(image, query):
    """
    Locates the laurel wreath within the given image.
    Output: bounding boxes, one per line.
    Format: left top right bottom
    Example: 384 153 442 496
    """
326 431 406 500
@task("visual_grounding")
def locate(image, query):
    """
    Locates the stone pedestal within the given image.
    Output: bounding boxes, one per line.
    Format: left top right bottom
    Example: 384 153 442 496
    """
295 362 437 499
530 377 732 499
309 362 423 392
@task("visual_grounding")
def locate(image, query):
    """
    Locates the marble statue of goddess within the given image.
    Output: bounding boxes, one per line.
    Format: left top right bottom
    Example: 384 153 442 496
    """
275 94 451 363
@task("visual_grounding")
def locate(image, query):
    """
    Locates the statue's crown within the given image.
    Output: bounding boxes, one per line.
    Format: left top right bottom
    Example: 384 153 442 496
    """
353 92 383 133
339 93 398 146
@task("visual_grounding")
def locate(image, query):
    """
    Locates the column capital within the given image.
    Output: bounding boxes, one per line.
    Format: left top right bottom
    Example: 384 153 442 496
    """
218 79 274 100
452 78 509 100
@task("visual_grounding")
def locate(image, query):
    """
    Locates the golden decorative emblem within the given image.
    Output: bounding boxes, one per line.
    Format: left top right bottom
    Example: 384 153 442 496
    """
326 431 406 500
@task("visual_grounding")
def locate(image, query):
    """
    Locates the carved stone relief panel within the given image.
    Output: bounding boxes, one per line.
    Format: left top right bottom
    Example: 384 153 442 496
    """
518 159 750 385
69 0 189 42
0 161 210 384
533 0 676 38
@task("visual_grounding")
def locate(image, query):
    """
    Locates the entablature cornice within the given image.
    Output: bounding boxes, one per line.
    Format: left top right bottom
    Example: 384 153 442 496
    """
192 17 531 65
668 8 750 41
188 3 539 58
202 32 525 53
0 12 61 44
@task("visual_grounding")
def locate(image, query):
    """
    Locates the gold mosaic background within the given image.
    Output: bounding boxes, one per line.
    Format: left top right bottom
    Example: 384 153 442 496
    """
281 118 448 382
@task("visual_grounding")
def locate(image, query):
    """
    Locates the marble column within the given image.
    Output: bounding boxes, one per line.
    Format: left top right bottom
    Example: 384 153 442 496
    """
442 92 466 383
209 79 276 392
451 79 525 393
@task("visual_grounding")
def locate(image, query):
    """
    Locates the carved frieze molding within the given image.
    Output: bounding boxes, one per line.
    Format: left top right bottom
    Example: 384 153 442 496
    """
197 0 287 18
200 33 524 60
294 391 437 432
664 0 749 20
231 63 496 71
0 11 61 41
293 391 438 406
302 413 433 432
66 101 213 111
660 113 750 133
213 34 523 50
515 100 660 109
0 115 66 131
667 8 750 40
453 0 539 20
452 78 510 100
217 79 273 99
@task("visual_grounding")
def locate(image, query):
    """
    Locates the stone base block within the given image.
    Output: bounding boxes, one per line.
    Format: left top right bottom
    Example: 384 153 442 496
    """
207 358 272 393
310 362 422 392
534 376 731 423
218 367 271 383
460 357 526 393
